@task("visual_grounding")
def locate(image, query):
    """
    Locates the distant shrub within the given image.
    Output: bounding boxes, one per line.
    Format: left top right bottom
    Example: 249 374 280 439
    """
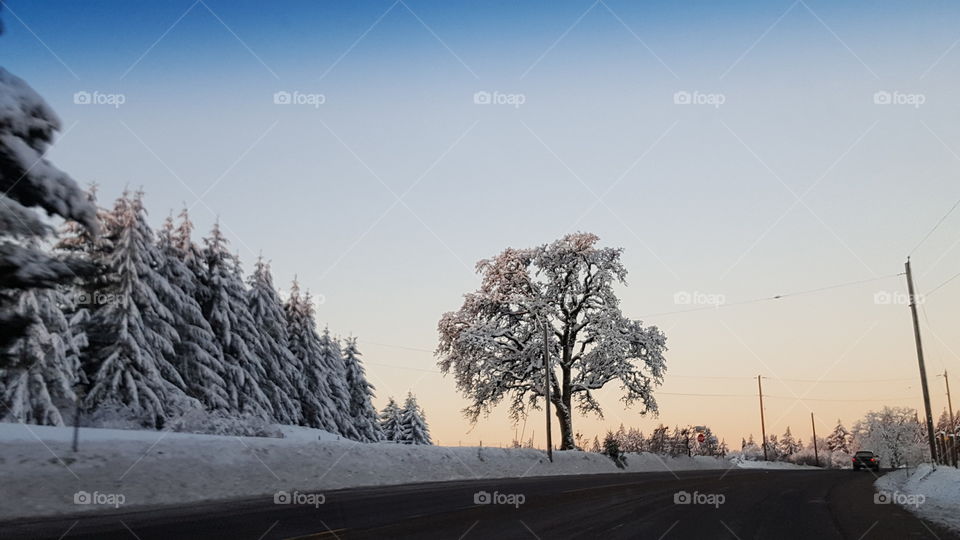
164 409 284 438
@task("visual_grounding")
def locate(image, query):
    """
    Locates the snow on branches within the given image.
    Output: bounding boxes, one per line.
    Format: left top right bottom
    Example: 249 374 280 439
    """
437 233 667 450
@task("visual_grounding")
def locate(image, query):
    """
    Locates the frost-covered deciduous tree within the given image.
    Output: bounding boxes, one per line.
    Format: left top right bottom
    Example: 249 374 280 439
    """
437 233 667 450
246 257 301 425
200 223 273 420
156 215 230 411
0 64 97 354
83 193 196 426
852 407 927 467
379 397 403 442
0 286 84 425
342 337 381 442
399 392 431 445
826 419 851 454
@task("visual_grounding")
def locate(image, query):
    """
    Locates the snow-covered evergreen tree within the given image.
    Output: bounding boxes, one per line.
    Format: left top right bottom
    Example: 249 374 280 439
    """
0 63 97 355
156 215 230 411
83 192 196 427
0 285 84 425
246 257 301 425
825 419 851 454
318 328 360 440
285 281 344 433
379 397 403 442
399 392 432 445
778 427 801 457
342 337 381 441
199 223 273 420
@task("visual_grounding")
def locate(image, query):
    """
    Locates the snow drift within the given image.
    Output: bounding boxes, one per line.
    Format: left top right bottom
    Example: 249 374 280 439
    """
875 464 960 532
0 423 731 520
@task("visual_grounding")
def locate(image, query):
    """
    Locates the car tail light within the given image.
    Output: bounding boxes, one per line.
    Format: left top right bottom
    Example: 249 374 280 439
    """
871 458 876 462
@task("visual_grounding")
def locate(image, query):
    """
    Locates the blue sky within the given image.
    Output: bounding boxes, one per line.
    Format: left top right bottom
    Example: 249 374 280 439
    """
5 0 960 446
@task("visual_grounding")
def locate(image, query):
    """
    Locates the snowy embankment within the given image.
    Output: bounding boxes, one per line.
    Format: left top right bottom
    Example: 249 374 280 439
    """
0 423 735 520
875 464 960 532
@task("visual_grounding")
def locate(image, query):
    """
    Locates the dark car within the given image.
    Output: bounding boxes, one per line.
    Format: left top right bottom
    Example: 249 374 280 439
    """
852 450 880 471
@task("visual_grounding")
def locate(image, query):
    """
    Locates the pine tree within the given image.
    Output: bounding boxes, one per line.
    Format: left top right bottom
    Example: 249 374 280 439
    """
318 328 360 440
285 280 342 433
156 215 230 411
778 427 801 457
200 223 273 420
0 286 83 425
246 257 301 424
83 192 196 426
379 397 403 442
342 337 381 441
0 65 97 355
826 419 851 454
399 392 432 445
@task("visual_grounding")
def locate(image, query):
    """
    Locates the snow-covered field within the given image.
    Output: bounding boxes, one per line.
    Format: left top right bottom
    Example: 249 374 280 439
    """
0 422 741 520
875 464 960 532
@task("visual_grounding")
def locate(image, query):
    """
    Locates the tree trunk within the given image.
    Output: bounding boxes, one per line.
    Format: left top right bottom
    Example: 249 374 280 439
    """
556 364 575 450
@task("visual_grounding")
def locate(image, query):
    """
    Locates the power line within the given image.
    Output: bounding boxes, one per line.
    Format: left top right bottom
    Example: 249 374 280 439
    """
910 193 960 256
637 273 903 318
925 269 960 297
669 374 913 384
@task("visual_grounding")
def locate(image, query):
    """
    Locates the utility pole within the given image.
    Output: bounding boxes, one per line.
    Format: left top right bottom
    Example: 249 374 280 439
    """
758 375 768 461
542 315 553 463
811 412 819 467
941 370 956 467
905 258 938 464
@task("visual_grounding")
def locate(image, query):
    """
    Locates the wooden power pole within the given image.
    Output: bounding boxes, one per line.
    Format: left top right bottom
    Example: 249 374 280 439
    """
905 258 939 464
811 412 819 467
758 375 768 461
542 316 553 463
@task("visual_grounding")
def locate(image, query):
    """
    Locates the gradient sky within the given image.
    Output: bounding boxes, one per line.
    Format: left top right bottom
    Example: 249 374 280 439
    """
4 0 960 448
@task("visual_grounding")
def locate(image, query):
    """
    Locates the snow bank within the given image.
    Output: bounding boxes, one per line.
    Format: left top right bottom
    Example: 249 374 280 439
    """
730 457 821 470
875 464 960 532
0 423 736 520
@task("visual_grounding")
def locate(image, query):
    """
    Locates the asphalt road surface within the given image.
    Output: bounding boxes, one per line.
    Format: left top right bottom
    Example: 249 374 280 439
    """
2 469 956 540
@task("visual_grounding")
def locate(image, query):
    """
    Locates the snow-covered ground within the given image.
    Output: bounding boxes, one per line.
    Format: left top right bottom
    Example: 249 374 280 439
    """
0 423 825 521
875 464 960 532
730 457 822 470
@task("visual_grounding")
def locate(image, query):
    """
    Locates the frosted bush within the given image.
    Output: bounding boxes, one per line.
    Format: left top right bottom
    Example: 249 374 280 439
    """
164 409 284 438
